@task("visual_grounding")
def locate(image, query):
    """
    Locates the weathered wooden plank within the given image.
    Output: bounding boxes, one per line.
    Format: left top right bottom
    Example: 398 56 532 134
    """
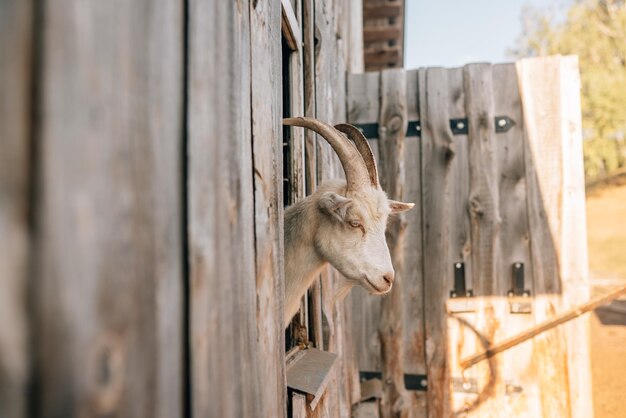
364 48 400 66
492 62 540 418
282 0 302 52
558 56 593 418
420 67 454 418
378 68 410 418
363 2 402 20
286 5 306 203
347 0 364 73
302 0 324 353
517 56 572 418
286 348 338 408
402 69 427 418
250 1 286 417
517 55 593 418
363 26 402 43
189 1 263 417
0 1 33 417
34 1 184 416
316 1 356 415
443 66 479 416
292 392 308 418
463 63 506 418
346 73 384 380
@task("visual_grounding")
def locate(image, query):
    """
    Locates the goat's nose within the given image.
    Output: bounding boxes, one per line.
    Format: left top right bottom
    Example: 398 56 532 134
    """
383 272 394 286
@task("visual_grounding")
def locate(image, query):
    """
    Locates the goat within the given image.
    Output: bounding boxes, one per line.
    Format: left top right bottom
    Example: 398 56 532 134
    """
283 117 414 326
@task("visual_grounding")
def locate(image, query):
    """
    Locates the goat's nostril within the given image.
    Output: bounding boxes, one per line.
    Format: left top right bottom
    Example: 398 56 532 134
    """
383 273 394 286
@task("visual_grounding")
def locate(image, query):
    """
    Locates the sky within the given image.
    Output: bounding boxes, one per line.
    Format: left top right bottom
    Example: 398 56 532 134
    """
404 0 570 69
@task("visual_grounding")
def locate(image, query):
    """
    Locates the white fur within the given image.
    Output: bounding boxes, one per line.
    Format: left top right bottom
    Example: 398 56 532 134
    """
284 180 412 326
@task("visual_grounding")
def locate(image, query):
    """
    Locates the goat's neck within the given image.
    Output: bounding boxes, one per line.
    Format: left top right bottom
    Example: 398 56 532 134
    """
284 200 327 326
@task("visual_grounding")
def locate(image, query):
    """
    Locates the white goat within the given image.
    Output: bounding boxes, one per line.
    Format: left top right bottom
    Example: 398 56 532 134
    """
283 117 414 326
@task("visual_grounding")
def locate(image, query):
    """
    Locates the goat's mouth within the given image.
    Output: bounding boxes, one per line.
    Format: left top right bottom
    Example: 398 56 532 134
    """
364 277 391 294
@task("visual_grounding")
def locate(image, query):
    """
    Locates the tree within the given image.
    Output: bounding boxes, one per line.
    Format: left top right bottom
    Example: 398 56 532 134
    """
513 0 626 179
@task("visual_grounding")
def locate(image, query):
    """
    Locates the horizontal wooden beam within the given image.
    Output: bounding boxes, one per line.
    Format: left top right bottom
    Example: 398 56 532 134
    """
363 2 402 20
460 284 626 370
364 47 400 65
363 26 402 43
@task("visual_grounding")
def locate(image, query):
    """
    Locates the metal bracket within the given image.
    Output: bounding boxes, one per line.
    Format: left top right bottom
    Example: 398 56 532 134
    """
448 262 475 313
450 118 468 135
351 115 514 139
495 116 516 133
359 371 427 392
508 262 531 314
450 262 473 298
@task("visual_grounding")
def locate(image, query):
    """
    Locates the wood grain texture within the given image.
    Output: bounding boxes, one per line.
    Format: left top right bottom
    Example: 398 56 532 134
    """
517 55 593 418
492 63 539 418
420 67 454 418
402 69 427 418
250 0 286 417
378 68 410 418
0 1 33 417
463 63 507 418
347 72 383 374
444 66 480 417
188 1 265 417
34 1 184 416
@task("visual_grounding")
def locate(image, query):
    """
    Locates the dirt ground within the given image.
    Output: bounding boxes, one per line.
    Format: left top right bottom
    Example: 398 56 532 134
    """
590 282 626 418
586 179 626 418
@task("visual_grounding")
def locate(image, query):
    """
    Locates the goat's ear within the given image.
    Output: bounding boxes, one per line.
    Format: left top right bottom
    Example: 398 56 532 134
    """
318 192 352 222
389 200 415 214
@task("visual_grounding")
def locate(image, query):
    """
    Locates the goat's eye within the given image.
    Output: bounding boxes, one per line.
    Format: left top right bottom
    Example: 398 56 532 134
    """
349 220 361 228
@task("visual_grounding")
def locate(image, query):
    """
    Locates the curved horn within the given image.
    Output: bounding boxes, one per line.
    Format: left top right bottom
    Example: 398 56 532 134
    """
283 117 371 190
334 123 379 188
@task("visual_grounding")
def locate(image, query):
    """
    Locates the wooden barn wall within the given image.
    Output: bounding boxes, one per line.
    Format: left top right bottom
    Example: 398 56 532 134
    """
0 0 363 417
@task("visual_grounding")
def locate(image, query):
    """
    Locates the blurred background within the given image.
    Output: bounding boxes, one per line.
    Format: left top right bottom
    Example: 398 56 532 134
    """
406 1 625 416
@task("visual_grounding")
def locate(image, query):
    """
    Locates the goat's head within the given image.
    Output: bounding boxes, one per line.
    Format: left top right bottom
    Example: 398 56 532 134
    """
284 117 414 294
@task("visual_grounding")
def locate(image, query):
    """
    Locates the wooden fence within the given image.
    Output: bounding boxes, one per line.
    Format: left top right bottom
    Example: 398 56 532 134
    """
347 56 592 418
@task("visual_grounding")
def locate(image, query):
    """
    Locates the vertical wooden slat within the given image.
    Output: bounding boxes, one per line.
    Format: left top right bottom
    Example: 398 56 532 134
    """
444 67 478 416
517 56 573 418
0 1 33 417
347 72 383 374
189 0 262 417
420 67 454 418
492 63 540 417
463 63 506 417
378 68 409 418
558 56 592 418
402 69 427 418
35 1 184 416
517 55 592 418
250 0 286 417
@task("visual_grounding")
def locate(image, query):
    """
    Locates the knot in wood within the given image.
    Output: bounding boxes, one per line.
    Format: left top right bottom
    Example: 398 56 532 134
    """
386 114 404 134
88 332 125 414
